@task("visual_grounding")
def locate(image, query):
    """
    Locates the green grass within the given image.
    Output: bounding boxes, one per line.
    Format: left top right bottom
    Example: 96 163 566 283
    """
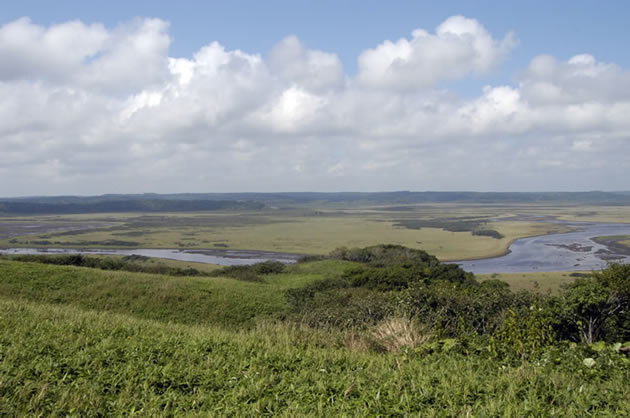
1 260 629 415
1 298 628 416
0 259 339 328
478 271 582 294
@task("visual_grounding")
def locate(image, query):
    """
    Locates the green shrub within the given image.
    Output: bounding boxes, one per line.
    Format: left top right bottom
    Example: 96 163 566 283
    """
490 306 555 359
209 261 287 282
329 244 439 267
11 254 202 276
557 263 630 343
291 288 397 329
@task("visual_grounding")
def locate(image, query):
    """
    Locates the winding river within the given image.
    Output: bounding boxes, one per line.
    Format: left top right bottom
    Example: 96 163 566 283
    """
0 247 302 266
2 221 629 273
455 221 630 274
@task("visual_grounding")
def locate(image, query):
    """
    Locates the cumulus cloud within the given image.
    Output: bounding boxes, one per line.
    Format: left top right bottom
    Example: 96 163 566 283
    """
0 17 108 82
357 16 516 89
0 16 629 195
520 53 630 104
268 36 345 92
0 17 170 94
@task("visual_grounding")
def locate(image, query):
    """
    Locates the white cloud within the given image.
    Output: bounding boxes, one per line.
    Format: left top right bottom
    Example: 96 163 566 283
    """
0 16 629 195
356 16 516 89
0 17 170 94
268 35 344 92
520 53 630 105
0 17 108 82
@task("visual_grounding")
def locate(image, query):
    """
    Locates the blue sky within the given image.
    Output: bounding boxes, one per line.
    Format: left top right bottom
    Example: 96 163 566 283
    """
1 1 630 194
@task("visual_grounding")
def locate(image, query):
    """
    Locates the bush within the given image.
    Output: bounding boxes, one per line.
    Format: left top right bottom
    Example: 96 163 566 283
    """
296 254 327 263
285 278 350 311
290 288 397 329
471 229 504 239
329 244 439 267
401 279 528 337
210 261 287 282
557 263 630 343
11 254 202 277
490 306 555 359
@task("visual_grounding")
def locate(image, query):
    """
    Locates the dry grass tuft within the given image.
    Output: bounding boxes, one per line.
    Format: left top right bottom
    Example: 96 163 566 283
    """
370 317 431 352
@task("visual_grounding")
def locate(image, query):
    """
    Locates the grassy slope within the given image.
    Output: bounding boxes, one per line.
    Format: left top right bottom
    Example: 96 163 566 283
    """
0 260 628 415
0 259 350 328
1 299 628 416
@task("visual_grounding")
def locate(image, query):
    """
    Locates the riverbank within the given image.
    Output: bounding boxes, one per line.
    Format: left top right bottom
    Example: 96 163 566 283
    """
591 235 630 258
0 247 303 266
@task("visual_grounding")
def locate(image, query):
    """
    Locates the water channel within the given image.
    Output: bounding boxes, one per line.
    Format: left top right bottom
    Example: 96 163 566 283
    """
454 221 630 274
0 247 302 265
1 221 629 273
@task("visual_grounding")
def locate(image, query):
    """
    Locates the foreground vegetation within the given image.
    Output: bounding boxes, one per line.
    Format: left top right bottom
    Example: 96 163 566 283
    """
1 245 629 414
2 298 628 416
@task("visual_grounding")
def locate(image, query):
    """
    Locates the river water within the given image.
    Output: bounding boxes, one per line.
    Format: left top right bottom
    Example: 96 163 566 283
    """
0 247 301 266
455 222 630 274
2 222 629 272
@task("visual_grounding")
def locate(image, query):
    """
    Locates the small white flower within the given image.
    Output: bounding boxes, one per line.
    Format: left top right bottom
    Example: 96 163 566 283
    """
583 358 596 367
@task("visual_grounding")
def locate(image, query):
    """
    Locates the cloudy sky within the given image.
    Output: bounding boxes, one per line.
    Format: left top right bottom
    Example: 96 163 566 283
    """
1 1 629 196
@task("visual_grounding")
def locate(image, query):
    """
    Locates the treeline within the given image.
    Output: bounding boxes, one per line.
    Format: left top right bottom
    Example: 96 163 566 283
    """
394 218 505 239
208 261 286 282
7 254 203 277
6 253 289 282
0 199 264 215
288 245 630 355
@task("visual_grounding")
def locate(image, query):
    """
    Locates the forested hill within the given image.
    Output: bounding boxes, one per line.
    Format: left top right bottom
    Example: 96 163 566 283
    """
0 199 264 215
1 191 630 214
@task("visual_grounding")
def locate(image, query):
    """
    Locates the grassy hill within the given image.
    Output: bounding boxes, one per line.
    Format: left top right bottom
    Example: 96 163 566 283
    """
1 255 629 415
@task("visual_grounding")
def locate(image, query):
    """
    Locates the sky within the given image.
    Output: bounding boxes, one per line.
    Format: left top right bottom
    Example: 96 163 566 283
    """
1 1 630 196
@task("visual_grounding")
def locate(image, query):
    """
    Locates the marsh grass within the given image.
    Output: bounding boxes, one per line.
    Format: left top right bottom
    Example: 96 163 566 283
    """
0 204 586 260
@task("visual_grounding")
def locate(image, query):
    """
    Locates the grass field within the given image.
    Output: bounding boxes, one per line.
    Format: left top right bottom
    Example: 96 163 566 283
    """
1 259 628 415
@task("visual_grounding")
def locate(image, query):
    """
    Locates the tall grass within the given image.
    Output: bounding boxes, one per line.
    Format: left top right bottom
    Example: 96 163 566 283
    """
1 299 628 416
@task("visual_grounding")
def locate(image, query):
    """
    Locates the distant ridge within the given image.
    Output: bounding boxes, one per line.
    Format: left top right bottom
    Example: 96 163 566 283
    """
1 191 630 214
0 199 264 215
